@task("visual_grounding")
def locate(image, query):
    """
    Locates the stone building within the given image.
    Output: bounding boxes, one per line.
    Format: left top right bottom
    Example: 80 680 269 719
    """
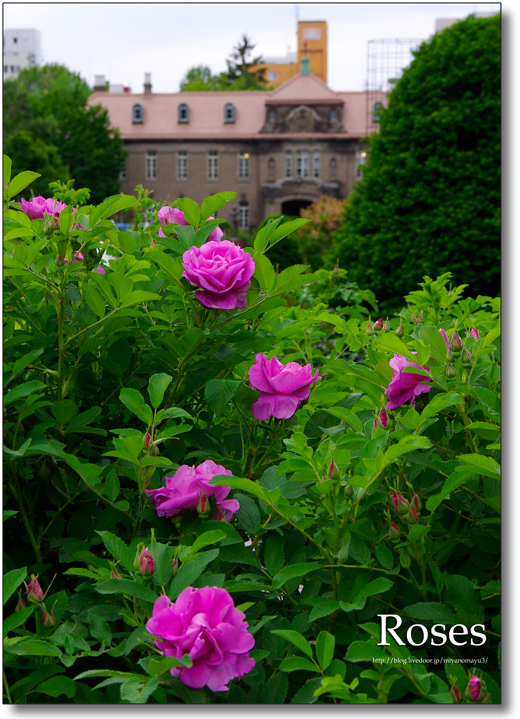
88 62 384 230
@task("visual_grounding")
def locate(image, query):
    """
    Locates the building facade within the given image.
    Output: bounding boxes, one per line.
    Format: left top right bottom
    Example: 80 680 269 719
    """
89 65 384 229
3 28 42 80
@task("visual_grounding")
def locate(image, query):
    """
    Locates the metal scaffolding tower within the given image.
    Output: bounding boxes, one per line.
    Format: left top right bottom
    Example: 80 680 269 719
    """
366 39 422 136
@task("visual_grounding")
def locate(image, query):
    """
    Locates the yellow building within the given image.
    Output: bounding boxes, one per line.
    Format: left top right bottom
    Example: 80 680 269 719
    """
251 20 327 88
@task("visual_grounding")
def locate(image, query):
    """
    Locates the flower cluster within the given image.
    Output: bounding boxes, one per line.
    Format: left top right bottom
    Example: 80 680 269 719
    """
158 206 223 242
248 353 322 420
146 587 255 692
145 459 239 522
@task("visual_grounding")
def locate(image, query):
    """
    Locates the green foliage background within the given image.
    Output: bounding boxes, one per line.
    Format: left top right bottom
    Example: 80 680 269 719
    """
3 64 126 204
332 15 500 313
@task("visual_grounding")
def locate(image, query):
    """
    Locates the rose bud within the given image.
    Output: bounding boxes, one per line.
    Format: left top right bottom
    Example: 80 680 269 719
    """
27 575 45 604
389 521 401 540
172 557 178 576
111 568 122 579
395 322 405 337
450 685 461 703
405 507 418 525
470 327 480 341
445 363 457 379
143 432 151 449
140 548 155 576
42 611 56 628
197 492 211 518
382 319 390 331
467 675 481 702
449 330 462 354
344 484 354 498
328 459 341 480
373 318 384 331
374 408 389 430
15 595 26 612
411 494 422 512
365 322 374 336
461 347 472 367
389 491 408 515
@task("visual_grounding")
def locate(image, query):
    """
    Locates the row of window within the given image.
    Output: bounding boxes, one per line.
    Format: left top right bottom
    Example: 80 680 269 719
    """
133 102 237 125
132 149 367 182
133 103 345 126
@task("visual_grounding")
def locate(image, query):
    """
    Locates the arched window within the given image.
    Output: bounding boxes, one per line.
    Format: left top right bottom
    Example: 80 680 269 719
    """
224 103 235 123
268 157 276 181
132 103 144 124
178 104 189 123
372 102 384 123
329 157 337 180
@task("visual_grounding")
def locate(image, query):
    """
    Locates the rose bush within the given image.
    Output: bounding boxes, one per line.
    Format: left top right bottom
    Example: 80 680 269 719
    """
3 162 500 705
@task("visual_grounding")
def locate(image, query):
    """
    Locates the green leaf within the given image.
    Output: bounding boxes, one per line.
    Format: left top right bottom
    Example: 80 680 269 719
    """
405 602 457 624
96 579 157 603
272 265 313 295
234 494 261 534
175 197 200 227
376 545 393 571
147 655 193 677
51 400 78 425
381 435 431 470
36 676 77 699
472 386 500 415
253 216 283 253
148 373 173 409
459 453 500 480
268 218 310 249
316 631 335 670
253 253 276 293
7 170 41 199
169 549 219 599
363 578 394 597
119 388 153 426
4 567 27 605
66 406 102 433
190 530 227 554
3 606 34 636
90 194 140 226
6 639 62 657
308 598 341 622
279 656 319 673
96 530 134 571
4 154 12 186
208 474 272 503
270 629 313 659
419 326 449 361
82 283 106 318
120 290 161 308
272 563 322 589
204 378 240 416
150 542 173 588
4 380 46 406
374 333 416 362
200 192 236 222
419 393 462 423
88 613 112 646
345 641 388 662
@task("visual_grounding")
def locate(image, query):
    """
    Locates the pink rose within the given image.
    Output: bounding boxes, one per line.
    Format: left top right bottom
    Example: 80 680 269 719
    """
182 240 255 310
158 205 223 242
26 575 45 604
20 196 67 220
146 588 255 691
145 459 239 522
249 353 322 420
384 354 431 411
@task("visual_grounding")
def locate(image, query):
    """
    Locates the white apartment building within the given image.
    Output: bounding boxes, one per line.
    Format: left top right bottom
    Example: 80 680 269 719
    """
4 28 42 80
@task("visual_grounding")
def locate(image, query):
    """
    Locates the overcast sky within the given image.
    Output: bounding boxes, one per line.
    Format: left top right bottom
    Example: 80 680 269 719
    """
4 2 501 93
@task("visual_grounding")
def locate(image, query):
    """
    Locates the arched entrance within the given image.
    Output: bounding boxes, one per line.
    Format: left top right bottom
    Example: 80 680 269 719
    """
281 198 312 216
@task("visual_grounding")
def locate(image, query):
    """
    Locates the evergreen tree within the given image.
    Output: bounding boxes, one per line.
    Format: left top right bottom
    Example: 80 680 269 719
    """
332 15 500 311
3 64 126 203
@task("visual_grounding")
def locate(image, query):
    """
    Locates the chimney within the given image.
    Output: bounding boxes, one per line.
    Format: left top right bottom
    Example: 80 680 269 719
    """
144 72 152 95
93 74 107 92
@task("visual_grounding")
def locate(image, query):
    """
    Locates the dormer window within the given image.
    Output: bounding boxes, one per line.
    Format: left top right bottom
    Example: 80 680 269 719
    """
224 103 235 123
178 103 189 123
268 108 276 123
132 103 144 124
330 107 338 123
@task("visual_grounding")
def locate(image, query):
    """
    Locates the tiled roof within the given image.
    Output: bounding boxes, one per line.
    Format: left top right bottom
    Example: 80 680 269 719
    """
87 74 383 140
